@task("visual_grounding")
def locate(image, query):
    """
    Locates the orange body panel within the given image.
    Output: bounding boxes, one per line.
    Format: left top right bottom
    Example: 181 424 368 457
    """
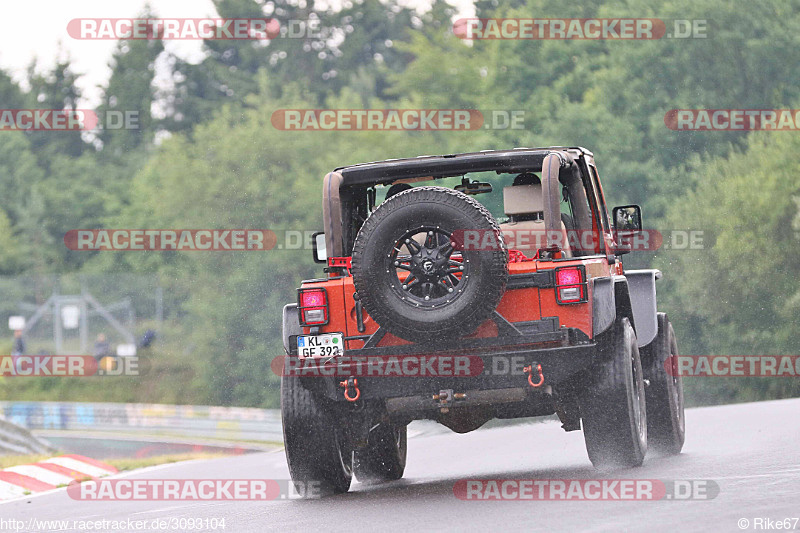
301 256 612 345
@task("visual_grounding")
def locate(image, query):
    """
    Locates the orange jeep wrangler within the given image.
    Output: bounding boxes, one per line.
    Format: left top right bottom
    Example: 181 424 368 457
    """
281 147 684 495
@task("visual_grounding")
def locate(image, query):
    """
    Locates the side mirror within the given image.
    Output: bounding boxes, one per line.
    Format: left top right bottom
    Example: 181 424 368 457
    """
613 205 642 231
312 232 327 263
612 205 643 255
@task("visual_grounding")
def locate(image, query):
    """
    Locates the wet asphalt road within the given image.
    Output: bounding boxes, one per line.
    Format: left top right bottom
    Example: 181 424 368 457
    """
2 398 799 533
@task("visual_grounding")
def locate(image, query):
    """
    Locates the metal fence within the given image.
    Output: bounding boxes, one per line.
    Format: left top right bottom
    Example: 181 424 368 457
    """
0 274 169 356
0 417 56 455
0 402 283 443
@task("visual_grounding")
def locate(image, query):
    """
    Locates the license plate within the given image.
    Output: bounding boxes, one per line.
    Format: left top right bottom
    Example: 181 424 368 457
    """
297 333 344 358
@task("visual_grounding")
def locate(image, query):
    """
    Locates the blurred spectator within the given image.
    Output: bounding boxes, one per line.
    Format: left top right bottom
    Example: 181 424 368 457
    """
139 329 157 349
11 329 25 355
11 329 25 371
93 333 111 362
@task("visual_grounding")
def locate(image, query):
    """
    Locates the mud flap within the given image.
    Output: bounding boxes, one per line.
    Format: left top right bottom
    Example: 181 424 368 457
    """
591 277 616 337
282 303 301 355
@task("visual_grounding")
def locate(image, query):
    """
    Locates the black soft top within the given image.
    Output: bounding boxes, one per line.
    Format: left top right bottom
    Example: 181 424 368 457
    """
334 146 592 186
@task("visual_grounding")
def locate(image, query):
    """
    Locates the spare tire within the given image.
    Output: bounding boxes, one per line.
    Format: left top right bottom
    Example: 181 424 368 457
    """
351 186 507 343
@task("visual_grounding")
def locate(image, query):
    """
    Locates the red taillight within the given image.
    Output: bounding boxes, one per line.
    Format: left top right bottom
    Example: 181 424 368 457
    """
555 266 586 304
300 291 325 307
556 268 582 286
298 288 328 325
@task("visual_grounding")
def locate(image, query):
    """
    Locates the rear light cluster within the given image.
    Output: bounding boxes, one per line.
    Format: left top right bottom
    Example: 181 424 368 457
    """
555 266 588 304
298 288 329 326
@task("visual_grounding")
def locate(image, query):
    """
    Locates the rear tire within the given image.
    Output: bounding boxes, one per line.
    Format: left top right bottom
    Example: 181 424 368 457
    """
581 317 648 468
281 375 352 496
351 186 508 343
642 313 685 455
353 423 407 484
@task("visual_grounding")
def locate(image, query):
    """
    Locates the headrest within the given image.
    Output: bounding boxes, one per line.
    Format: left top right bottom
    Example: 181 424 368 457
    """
503 184 544 216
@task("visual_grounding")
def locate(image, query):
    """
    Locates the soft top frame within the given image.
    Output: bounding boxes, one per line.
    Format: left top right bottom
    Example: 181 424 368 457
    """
333 146 591 187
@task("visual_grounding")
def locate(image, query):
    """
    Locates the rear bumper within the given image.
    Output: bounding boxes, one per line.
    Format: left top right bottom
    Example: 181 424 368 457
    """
289 328 597 403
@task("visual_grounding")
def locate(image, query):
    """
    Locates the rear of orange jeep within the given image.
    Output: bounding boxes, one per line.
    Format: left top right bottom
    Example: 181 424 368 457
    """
280 147 685 496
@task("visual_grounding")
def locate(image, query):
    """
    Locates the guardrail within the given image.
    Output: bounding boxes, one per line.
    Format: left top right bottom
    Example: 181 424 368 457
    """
0 402 283 444
0 417 57 455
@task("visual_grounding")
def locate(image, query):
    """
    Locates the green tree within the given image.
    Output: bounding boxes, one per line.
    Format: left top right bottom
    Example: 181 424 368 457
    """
390 0 800 221
0 209 28 274
657 131 800 404
0 132 44 225
97 6 164 156
25 53 88 165
0 68 26 110
163 0 418 132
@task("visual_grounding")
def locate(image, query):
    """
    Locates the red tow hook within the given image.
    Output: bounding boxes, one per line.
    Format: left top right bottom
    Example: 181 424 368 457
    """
339 377 361 402
523 363 545 388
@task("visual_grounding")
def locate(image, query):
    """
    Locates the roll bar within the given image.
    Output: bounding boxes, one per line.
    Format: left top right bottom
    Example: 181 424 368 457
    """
321 150 575 257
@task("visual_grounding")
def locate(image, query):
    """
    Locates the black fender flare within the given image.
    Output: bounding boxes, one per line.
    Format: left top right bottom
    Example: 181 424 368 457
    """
591 276 616 338
613 277 637 339
591 270 661 347
589 276 655 346
624 269 661 348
